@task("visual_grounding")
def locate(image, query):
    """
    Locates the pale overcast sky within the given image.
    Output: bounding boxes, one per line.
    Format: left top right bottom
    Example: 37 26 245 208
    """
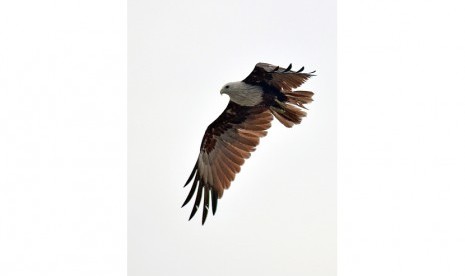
129 0 336 275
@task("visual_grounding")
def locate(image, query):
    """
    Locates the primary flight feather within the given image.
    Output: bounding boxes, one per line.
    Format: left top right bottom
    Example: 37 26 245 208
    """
183 62 315 224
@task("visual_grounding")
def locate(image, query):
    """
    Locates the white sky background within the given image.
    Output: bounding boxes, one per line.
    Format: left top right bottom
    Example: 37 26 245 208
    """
128 0 336 275
2 1 465 276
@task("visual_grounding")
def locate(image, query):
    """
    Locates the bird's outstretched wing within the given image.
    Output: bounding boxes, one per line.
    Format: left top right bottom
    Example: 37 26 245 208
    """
243 62 315 92
183 101 273 224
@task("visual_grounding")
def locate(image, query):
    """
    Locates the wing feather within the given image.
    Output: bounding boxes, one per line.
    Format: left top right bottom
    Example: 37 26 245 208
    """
220 133 254 154
221 146 244 166
243 62 315 92
217 149 241 174
189 181 203 220
182 173 199 207
202 187 209 225
183 102 274 223
211 189 218 215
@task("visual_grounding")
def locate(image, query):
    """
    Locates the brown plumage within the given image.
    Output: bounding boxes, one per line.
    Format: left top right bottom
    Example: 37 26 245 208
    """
183 62 315 224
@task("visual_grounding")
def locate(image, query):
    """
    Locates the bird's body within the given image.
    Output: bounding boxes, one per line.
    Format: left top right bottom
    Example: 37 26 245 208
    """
183 62 315 224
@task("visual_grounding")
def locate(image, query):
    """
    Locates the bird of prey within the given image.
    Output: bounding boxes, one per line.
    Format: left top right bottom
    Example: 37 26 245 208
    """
183 62 315 224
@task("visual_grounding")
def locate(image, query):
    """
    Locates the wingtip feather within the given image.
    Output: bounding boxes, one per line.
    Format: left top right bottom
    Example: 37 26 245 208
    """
211 190 218 215
188 181 203 220
284 63 292 72
202 187 210 225
182 174 199 207
184 162 197 187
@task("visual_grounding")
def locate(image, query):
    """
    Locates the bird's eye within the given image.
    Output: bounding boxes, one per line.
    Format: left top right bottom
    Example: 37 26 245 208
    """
225 85 229 89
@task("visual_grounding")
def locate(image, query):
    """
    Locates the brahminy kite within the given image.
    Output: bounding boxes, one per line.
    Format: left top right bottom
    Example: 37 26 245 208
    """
183 62 315 224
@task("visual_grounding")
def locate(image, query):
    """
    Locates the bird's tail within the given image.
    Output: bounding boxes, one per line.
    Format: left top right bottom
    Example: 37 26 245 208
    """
270 90 314 128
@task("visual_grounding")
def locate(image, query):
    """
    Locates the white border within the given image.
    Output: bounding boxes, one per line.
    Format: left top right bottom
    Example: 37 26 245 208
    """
338 0 465 275
0 1 127 275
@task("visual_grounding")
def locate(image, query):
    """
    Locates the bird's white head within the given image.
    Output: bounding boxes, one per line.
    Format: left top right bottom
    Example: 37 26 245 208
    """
220 81 241 96
219 81 263 106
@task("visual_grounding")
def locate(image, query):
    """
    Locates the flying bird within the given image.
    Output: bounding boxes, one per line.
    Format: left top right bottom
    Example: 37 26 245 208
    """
183 62 315 224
